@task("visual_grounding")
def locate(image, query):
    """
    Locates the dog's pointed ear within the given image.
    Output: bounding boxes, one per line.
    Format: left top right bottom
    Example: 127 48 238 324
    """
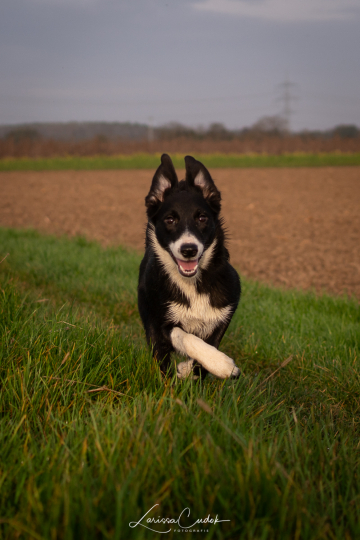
185 155 221 212
145 154 178 213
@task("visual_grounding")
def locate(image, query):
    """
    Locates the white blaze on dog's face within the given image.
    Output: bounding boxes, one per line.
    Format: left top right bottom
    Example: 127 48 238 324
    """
168 231 204 277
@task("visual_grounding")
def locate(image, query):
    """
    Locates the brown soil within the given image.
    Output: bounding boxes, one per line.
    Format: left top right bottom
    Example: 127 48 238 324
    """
1 167 359 298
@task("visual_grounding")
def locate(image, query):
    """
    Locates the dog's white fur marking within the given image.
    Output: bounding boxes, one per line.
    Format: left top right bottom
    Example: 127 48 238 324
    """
167 298 231 339
149 225 229 339
171 327 240 379
169 231 204 261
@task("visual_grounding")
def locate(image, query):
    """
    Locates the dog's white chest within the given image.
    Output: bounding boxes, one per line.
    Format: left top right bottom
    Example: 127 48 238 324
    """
167 294 232 339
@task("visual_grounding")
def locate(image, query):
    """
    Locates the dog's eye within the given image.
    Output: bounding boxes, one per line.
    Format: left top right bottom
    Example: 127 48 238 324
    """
165 216 175 225
198 214 207 223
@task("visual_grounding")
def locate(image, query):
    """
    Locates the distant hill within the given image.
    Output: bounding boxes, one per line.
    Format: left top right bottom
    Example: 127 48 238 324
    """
0 122 149 141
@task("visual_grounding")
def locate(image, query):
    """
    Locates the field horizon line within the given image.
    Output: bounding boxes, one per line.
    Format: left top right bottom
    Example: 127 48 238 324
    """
1 151 360 171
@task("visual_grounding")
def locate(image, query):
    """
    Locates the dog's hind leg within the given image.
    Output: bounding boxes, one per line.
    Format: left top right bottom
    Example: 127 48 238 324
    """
152 342 173 377
171 327 240 379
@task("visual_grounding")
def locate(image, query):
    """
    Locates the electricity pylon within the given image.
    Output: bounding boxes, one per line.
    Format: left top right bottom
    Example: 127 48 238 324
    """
276 76 298 133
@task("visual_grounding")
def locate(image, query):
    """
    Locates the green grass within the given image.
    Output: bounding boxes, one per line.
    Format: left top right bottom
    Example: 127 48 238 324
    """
0 227 360 539
1 151 360 171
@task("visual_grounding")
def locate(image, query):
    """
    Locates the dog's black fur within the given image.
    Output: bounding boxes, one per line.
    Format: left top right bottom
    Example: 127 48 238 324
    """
138 154 241 378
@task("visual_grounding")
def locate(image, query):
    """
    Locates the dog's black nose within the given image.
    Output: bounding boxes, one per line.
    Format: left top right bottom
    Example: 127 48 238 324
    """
180 243 198 259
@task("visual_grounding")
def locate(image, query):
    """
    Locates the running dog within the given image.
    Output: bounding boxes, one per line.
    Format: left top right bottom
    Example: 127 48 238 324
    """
138 154 241 379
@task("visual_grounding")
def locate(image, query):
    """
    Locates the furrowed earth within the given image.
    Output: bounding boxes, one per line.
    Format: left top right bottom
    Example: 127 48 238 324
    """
0 166 359 298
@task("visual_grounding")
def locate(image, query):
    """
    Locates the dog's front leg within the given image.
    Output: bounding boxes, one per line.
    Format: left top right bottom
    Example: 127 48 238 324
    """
176 358 208 380
176 358 198 379
171 327 240 379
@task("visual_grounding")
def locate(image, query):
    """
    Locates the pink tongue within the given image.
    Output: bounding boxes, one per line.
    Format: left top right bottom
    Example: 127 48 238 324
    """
177 259 198 271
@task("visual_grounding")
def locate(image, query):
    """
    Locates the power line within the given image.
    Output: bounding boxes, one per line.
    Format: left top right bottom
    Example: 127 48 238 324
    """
0 90 276 107
301 92 360 104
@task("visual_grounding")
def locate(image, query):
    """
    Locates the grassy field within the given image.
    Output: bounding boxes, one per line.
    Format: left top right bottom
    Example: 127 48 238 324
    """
1 151 360 171
0 227 359 539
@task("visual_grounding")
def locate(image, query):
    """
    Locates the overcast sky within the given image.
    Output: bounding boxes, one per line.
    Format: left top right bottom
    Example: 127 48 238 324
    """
1 0 359 131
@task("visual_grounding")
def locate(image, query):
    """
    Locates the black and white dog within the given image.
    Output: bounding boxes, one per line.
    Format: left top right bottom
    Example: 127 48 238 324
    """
138 154 241 379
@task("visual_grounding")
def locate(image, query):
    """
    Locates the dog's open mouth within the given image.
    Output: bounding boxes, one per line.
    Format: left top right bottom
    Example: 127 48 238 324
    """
175 258 199 277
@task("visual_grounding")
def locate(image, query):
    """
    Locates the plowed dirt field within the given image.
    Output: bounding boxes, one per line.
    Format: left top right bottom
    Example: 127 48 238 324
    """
1 167 359 298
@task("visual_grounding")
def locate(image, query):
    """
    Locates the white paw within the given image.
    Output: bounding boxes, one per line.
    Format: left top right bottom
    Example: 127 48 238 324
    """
229 365 241 378
177 359 199 380
171 326 240 380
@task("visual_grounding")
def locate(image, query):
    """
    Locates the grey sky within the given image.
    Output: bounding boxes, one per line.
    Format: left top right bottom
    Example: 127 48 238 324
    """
1 0 359 131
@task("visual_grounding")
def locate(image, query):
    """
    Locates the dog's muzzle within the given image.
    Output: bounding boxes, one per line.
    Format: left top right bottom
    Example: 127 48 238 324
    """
174 243 200 277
